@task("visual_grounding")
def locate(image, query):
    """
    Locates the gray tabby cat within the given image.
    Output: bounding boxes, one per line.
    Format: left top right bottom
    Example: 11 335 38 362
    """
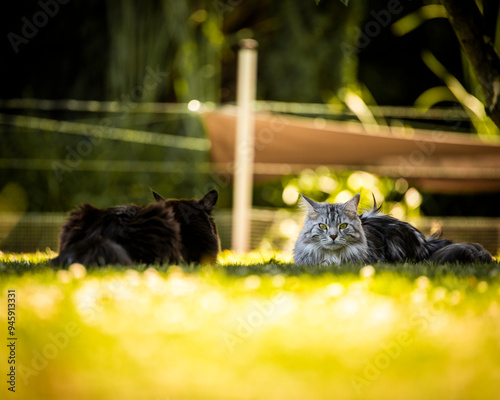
293 193 493 265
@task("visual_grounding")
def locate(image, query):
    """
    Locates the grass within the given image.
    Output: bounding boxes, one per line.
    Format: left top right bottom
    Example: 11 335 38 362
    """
1 250 500 400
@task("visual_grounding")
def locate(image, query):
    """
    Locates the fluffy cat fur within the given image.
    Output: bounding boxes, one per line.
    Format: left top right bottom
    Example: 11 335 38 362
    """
293 193 493 265
51 190 220 266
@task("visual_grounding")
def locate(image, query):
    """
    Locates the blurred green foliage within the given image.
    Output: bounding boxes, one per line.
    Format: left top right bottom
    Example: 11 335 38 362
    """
1 0 498 214
2 0 368 211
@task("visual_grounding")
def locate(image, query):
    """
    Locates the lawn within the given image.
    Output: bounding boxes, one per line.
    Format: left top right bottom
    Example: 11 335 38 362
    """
1 251 500 400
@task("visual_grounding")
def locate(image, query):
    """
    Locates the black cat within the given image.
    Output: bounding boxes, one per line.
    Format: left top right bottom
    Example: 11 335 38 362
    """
51 190 220 266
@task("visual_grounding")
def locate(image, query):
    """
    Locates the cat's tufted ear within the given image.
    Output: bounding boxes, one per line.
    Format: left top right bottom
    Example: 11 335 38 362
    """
199 190 218 212
152 190 165 202
343 193 360 216
300 194 320 217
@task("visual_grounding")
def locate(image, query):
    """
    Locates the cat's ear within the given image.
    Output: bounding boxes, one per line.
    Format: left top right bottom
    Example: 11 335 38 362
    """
199 190 218 212
343 193 360 216
300 194 320 217
152 191 165 202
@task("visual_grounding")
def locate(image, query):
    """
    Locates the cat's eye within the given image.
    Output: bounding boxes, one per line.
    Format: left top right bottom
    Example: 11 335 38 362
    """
318 223 327 230
339 223 348 230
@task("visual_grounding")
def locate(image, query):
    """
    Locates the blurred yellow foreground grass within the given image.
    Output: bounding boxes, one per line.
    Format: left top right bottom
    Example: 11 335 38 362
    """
1 251 500 400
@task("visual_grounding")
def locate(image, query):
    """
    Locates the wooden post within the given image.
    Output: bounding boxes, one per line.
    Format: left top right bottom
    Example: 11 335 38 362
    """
232 39 258 252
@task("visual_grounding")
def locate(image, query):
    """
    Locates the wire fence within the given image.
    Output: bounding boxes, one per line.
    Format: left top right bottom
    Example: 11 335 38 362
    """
1 210 499 255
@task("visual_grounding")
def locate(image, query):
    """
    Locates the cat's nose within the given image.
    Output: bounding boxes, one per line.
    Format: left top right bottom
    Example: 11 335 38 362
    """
330 234 337 241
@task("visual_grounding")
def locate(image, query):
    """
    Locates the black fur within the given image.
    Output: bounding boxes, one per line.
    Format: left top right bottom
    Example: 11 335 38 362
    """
51 190 219 266
361 210 493 264
429 242 493 264
156 190 220 265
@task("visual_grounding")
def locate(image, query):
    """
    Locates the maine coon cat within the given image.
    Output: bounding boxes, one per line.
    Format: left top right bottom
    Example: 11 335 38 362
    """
51 190 220 266
294 193 493 265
